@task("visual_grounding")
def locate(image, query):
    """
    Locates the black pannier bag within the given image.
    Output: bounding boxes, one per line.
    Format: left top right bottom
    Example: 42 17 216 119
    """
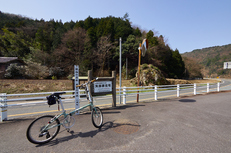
47 95 56 106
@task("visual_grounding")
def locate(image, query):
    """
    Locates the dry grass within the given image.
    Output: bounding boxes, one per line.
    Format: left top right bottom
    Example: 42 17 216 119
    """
117 78 220 87
0 78 220 94
0 79 73 94
166 78 220 85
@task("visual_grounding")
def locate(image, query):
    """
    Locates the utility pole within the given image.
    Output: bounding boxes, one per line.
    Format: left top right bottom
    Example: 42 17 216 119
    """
119 37 122 104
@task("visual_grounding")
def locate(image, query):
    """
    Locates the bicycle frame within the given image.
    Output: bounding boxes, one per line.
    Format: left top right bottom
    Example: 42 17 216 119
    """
27 78 103 144
42 80 95 131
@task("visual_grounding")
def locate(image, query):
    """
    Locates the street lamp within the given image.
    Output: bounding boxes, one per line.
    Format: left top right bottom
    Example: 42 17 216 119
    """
137 39 148 103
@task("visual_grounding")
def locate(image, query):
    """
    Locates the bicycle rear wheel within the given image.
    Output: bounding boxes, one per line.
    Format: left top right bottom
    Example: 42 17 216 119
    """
26 115 60 144
91 107 103 128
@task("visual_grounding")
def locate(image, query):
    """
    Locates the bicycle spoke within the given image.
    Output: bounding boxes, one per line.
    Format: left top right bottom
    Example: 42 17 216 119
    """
91 107 103 128
26 115 60 144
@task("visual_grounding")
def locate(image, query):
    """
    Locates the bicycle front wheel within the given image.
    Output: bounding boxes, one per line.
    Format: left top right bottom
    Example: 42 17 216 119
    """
91 107 103 128
26 115 60 144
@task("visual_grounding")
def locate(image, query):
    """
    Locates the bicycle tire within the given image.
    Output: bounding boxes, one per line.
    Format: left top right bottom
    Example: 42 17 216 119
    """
26 115 60 144
91 107 103 128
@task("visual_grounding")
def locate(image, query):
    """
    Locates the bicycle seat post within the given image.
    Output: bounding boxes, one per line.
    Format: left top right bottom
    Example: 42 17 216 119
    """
59 97 65 112
53 92 66 112
86 83 93 104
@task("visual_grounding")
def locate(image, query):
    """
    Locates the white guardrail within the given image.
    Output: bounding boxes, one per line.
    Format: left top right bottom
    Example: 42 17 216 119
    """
0 82 223 122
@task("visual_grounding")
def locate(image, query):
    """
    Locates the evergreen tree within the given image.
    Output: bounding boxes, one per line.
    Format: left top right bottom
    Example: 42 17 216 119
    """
0 28 31 58
146 30 158 47
0 12 188 79
134 27 142 37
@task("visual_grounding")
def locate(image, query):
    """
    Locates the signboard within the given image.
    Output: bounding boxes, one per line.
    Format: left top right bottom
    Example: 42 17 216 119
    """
224 62 231 69
94 81 112 93
74 65 79 114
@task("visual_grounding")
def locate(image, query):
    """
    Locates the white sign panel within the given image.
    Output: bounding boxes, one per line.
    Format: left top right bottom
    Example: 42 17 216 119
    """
224 62 231 69
94 81 112 93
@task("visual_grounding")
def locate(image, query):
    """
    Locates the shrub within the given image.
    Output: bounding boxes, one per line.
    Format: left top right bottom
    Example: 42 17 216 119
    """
49 67 65 79
4 64 25 79
142 63 149 69
25 60 49 79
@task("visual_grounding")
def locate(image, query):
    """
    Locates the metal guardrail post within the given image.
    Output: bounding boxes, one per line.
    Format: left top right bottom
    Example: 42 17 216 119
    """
123 86 126 104
217 82 220 92
194 83 197 95
177 84 180 97
0 93 7 122
207 83 210 93
154 85 157 100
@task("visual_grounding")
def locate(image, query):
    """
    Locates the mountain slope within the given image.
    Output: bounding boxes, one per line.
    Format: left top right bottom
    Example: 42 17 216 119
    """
182 44 231 78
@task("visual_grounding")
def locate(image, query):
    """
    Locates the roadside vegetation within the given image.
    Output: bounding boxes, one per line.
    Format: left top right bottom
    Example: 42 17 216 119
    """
0 12 190 80
182 44 231 78
0 11 223 95
0 79 220 94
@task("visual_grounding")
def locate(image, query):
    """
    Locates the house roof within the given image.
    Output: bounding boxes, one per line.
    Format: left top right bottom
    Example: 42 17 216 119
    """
0 57 25 64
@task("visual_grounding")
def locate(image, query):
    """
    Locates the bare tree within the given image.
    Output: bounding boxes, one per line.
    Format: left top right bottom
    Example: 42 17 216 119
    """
53 28 86 74
95 35 113 76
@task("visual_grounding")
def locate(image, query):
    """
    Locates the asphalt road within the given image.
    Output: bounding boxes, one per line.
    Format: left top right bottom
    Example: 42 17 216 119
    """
0 91 231 152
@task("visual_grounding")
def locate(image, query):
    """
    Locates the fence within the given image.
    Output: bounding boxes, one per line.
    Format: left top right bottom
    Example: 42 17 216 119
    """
117 82 221 104
0 81 223 122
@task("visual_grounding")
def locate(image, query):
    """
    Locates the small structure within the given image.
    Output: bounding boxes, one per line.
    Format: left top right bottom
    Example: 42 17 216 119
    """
72 69 117 107
224 62 231 69
0 57 26 78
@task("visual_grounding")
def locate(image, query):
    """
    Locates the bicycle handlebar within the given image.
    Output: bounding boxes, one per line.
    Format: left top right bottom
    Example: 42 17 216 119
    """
76 77 98 88
91 77 99 82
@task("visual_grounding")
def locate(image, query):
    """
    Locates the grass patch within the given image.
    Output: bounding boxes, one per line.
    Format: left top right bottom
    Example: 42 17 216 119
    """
0 79 73 94
0 78 220 94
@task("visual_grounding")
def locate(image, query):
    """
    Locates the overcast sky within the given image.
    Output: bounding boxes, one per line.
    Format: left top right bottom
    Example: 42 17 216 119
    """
1 0 230 53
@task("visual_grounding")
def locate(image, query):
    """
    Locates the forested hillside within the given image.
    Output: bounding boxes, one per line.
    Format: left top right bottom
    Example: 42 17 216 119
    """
182 44 231 78
0 11 186 79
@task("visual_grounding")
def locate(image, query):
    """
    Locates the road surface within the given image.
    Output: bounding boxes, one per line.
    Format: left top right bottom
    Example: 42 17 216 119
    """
0 91 231 152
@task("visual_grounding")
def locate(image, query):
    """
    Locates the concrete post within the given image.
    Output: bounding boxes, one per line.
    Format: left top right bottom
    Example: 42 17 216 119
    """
194 83 197 95
177 84 180 97
217 82 220 92
74 65 80 114
154 85 157 100
0 93 7 122
123 86 126 104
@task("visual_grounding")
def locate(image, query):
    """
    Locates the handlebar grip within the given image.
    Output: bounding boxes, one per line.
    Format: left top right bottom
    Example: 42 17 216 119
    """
91 77 98 83
91 79 96 83
76 85 81 87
